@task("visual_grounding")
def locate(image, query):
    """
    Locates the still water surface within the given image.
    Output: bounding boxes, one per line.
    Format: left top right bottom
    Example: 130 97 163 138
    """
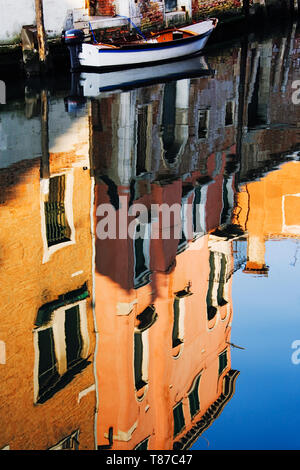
0 21 300 450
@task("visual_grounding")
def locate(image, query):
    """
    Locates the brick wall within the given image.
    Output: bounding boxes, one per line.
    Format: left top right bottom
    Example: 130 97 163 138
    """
94 0 116 16
140 1 164 32
192 0 201 15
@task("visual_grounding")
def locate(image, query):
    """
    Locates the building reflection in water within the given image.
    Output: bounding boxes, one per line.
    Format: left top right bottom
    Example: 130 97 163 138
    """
91 46 242 450
0 23 299 450
234 157 300 276
0 92 97 450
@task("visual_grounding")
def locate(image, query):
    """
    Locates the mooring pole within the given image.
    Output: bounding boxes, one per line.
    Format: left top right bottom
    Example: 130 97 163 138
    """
40 89 50 179
235 34 249 188
294 0 298 14
243 0 250 17
35 0 49 71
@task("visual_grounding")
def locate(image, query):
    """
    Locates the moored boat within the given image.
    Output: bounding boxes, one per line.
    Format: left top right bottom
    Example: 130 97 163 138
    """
64 19 218 72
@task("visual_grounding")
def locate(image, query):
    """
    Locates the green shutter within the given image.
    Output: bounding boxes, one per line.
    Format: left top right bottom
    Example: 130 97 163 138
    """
38 328 59 396
193 186 202 234
136 305 157 332
188 375 201 418
134 332 146 391
217 254 227 306
35 284 89 327
219 350 228 376
135 438 149 450
65 305 83 368
45 175 71 247
173 402 185 437
172 298 181 348
207 252 217 321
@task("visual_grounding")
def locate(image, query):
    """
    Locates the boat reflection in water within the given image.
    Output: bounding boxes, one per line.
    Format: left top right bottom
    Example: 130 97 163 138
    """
78 54 212 95
64 53 212 114
0 23 300 450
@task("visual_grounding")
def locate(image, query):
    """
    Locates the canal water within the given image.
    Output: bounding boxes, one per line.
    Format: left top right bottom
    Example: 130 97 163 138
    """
0 20 300 451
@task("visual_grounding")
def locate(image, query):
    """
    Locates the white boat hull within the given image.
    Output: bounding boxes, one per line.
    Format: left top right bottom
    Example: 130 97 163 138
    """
79 33 211 69
64 20 217 71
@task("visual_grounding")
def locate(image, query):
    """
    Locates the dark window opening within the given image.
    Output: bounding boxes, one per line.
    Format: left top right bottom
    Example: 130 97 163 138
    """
162 82 179 165
136 107 149 176
135 437 150 450
134 332 147 391
217 254 228 307
49 430 80 450
225 101 234 126
136 305 157 332
36 299 90 404
219 350 228 376
193 186 202 234
188 375 201 418
198 109 209 139
247 59 268 128
65 305 83 369
173 402 185 437
172 298 183 348
206 251 217 321
135 235 147 276
38 328 59 398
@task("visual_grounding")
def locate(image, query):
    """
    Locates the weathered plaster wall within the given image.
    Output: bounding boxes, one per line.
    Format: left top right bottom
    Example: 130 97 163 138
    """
0 0 35 43
0 0 86 43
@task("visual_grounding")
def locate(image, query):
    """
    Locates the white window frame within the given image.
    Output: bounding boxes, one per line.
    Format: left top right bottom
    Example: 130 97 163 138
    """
33 299 89 403
133 220 151 289
135 103 153 177
192 185 207 239
172 297 186 349
40 170 75 264
187 371 202 418
282 193 300 235
49 430 80 450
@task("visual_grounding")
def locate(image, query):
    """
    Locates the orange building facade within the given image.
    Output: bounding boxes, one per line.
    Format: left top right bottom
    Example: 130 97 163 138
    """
234 158 300 275
0 98 97 450
94 177 240 450
93 146 243 449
